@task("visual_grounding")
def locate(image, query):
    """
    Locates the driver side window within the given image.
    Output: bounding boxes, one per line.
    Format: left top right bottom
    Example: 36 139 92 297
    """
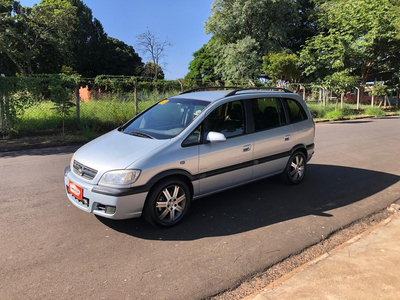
203 100 245 139
182 100 245 147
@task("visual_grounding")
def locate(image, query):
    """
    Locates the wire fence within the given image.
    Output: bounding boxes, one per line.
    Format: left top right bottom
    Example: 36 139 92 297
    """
0 75 399 138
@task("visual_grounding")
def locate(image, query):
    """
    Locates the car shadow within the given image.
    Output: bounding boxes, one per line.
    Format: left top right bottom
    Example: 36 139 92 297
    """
330 120 374 124
97 164 400 240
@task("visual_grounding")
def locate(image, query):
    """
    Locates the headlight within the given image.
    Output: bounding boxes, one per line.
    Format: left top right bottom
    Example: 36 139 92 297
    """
99 170 141 187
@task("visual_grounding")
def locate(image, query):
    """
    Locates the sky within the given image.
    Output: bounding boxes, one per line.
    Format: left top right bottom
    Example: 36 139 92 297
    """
18 0 215 79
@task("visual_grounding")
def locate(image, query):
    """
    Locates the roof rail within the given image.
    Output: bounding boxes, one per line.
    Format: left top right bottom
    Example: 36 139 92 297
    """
225 87 293 96
180 86 293 96
180 86 241 94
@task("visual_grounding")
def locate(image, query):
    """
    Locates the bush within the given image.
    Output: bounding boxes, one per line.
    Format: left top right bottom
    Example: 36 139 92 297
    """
324 110 344 120
364 107 386 117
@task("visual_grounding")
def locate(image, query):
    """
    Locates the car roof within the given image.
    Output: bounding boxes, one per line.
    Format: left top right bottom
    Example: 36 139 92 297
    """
171 90 234 102
171 88 297 103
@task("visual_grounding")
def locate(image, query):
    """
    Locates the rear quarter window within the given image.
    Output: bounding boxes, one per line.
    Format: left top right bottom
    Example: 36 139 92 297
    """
285 99 308 123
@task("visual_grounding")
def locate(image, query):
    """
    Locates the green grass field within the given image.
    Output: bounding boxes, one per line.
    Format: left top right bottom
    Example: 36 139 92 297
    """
2 92 399 139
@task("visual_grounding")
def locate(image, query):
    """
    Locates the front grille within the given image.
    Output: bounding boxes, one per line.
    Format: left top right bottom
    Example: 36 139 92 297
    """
73 160 98 180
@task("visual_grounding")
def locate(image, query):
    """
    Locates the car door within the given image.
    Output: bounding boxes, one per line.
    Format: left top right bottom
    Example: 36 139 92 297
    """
198 100 253 196
250 97 295 179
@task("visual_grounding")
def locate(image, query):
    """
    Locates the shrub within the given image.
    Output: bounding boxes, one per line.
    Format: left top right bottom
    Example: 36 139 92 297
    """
324 110 344 120
364 107 386 117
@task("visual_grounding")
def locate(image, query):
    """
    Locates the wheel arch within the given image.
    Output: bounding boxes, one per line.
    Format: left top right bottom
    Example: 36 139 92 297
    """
146 169 195 198
291 144 308 158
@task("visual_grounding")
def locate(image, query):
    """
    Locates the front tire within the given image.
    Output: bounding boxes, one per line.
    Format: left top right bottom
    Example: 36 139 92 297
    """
143 178 191 228
281 151 307 184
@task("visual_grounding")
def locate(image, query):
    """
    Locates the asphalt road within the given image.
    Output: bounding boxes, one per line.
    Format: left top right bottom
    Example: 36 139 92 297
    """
1 117 399 300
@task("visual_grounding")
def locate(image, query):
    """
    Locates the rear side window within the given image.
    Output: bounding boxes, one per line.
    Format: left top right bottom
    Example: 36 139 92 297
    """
284 99 308 123
251 98 286 131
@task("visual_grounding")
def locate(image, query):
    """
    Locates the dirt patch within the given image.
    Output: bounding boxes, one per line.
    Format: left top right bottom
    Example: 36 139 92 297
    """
208 203 400 300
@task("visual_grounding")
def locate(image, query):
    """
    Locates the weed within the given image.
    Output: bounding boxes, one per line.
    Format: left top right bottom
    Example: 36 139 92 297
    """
364 107 386 117
324 110 344 120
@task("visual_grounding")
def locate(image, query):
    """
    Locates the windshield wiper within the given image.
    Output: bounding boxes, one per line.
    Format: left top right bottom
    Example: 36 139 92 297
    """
128 131 154 139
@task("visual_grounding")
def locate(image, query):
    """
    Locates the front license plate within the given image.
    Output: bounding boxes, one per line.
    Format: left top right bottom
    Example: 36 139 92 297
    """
68 180 83 200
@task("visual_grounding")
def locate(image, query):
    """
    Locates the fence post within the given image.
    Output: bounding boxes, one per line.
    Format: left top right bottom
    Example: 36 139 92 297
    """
134 84 138 115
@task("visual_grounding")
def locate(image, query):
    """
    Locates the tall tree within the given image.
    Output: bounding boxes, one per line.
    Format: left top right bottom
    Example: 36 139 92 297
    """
67 0 108 77
0 0 77 75
213 36 260 83
262 52 301 84
300 0 400 86
204 0 302 81
100 37 143 76
185 42 219 84
66 0 143 77
137 29 172 81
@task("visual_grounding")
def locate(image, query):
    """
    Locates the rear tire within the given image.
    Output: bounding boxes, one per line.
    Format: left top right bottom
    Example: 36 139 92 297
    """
281 151 307 184
143 178 191 228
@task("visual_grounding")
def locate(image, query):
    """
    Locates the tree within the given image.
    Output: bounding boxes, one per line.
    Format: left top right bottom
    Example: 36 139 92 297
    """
323 71 359 109
300 0 400 89
66 0 108 77
100 37 143 76
262 52 301 84
137 29 172 80
0 0 77 75
204 0 306 81
212 36 260 83
185 41 219 84
287 0 318 53
141 62 164 80
0 0 144 77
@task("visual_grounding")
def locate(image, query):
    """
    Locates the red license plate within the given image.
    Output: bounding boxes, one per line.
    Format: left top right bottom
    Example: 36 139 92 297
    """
68 181 83 200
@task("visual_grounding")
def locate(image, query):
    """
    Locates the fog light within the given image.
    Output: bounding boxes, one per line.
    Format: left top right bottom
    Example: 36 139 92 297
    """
105 206 116 214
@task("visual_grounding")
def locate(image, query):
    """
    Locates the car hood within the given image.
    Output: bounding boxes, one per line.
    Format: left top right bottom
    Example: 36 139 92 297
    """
72 130 170 171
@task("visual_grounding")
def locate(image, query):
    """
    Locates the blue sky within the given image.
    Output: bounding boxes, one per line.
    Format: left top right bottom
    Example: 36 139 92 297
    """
18 0 215 79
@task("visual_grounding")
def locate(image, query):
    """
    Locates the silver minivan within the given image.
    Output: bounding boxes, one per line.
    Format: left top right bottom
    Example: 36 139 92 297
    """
64 88 315 227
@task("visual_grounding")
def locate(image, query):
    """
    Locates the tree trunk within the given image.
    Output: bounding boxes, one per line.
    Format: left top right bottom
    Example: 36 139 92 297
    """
177 79 184 93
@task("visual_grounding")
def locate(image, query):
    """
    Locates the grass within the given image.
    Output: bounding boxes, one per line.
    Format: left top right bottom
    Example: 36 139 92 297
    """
12 92 170 136
306 101 395 120
2 92 398 139
307 102 362 120
364 107 386 117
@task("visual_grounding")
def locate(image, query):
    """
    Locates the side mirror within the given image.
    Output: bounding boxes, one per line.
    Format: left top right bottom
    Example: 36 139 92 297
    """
206 131 226 143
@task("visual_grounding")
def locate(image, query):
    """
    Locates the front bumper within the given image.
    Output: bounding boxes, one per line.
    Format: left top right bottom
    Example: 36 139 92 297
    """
64 166 147 220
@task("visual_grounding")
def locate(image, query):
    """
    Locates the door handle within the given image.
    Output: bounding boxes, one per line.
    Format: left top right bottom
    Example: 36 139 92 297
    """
284 135 290 141
243 144 251 152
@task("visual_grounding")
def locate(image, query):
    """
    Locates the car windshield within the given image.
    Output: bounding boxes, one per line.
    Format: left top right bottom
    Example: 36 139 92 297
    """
122 98 209 139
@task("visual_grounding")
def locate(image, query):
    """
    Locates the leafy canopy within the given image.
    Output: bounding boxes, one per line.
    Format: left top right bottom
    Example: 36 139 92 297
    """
262 52 301 84
300 0 400 84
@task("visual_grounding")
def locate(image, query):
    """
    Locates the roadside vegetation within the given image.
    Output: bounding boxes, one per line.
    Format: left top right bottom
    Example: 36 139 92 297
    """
5 91 398 145
1 0 400 146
